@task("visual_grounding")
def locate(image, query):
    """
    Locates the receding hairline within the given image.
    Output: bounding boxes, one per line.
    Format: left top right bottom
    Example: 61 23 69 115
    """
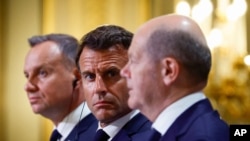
138 14 207 46
30 41 76 70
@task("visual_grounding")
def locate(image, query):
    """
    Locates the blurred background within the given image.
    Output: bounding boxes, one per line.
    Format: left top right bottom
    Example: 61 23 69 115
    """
0 0 250 140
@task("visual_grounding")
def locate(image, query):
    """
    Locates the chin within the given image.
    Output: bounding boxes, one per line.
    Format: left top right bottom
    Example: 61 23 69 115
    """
128 98 138 110
94 110 111 121
32 109 41 114
31 106 43 114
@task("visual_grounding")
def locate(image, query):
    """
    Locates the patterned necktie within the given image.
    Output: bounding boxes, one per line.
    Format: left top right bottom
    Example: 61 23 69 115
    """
148 128 161 141
93 129 110 141
50 129 62 141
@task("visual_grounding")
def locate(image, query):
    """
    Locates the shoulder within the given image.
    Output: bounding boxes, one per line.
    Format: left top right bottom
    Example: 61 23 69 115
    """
123 113 152 133
112 113 152 141
66 114 98 140
182 112 229 140
161 99 229 141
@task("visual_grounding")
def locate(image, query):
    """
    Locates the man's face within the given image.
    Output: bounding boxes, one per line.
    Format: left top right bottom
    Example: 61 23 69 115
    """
121 31 161 115
24 41 75 118
78 45 131 126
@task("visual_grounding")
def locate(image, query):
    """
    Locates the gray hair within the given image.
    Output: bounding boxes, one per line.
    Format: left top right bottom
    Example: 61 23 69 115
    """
147 29 211 83
28 33 79 69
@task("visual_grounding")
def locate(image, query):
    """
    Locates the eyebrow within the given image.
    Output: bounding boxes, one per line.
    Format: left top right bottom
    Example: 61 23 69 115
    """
24 63 54 76
81 66 120 74
81 71 93 76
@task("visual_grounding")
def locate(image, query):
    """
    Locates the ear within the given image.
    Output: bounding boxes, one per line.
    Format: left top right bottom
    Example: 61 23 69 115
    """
73 67 81 81
161 57 179 86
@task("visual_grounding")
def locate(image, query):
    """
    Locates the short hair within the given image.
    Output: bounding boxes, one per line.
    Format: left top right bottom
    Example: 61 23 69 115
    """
28 33 78 68
76 25 133 67
147 29 211 83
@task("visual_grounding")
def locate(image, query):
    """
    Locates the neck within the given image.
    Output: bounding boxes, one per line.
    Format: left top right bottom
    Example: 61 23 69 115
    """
50 95 84 126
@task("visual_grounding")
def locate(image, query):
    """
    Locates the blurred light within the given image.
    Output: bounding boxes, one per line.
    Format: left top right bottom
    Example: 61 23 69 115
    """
207 28 223 49
175 1 191 16
192 0 213 23
226 0 247 21
244 55 250 66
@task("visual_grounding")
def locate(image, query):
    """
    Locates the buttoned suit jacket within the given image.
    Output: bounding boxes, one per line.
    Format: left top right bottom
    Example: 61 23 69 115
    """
64 113 98 141
111 113 152 141
160 99 229 141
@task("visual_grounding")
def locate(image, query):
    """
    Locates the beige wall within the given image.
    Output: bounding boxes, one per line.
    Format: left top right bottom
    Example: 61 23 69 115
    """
0 0 4 141
1 0 43 141
42 0 152 39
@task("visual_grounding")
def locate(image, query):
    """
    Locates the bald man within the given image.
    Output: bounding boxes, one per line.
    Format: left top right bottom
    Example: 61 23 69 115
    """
121 14 229 141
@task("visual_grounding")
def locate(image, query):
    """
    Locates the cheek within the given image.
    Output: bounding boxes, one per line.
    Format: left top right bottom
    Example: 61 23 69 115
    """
83 83 95 108
112 80 129 106
115 91 131 114
132 75 145 92
43 79 71 101
39 81 57 97
131 67 144 85
118 91 129 106
133 70 153 99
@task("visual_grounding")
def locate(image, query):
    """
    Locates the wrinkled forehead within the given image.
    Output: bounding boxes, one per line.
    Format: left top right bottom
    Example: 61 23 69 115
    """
79 46 128 70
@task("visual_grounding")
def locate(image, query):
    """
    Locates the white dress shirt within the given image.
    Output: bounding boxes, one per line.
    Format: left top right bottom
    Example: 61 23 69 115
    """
152 91 206 136
97 110 139 141
55 102 91 141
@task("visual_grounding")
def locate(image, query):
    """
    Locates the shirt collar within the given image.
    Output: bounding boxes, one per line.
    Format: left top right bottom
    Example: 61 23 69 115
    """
152 91 206 135
56 102 91 140
98 110 139 141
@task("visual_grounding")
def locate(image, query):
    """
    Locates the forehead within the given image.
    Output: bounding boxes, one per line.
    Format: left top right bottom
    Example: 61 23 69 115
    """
27 41 60 57
79 46 128 71
128 29 149 58
24 41 62 70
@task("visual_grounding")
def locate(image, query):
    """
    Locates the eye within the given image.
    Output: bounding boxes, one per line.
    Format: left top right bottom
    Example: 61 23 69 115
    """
39 69 48 78
128 57 136 65
128 58 132 64
107 70 118 77
128 54 135 64
24 72 29 79
83 73 96 81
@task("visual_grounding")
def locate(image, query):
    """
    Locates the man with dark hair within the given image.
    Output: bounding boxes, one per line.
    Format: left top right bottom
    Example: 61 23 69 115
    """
76 25 151 141
121 14 229 141
24 33 97 141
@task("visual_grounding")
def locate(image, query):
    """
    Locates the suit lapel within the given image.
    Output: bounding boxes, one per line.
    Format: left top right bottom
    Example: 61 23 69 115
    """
111 129 131 141
65 114 97 141
111 113 151 141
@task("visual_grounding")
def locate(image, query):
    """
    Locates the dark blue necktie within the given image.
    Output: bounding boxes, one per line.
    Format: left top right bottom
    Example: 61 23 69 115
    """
50 129 62 141
148 128 161 141
93 129 110 141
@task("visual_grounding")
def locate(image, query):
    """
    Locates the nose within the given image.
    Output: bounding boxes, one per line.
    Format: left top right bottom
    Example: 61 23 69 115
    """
120 63 130 79
94 75 108 96
24 79 38 92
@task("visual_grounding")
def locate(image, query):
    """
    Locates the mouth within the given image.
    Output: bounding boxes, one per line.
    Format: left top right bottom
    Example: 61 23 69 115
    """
28 95 41 104
94 100 112 108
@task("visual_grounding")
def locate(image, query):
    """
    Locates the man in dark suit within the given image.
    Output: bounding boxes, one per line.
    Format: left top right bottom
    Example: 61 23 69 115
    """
121 14 229 141
76 25 151 141
24 34 97 141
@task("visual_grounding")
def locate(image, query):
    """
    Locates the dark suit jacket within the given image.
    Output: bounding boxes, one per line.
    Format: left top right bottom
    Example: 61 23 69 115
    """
64 113 98 141
111 113 152 141
160 99 229 141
